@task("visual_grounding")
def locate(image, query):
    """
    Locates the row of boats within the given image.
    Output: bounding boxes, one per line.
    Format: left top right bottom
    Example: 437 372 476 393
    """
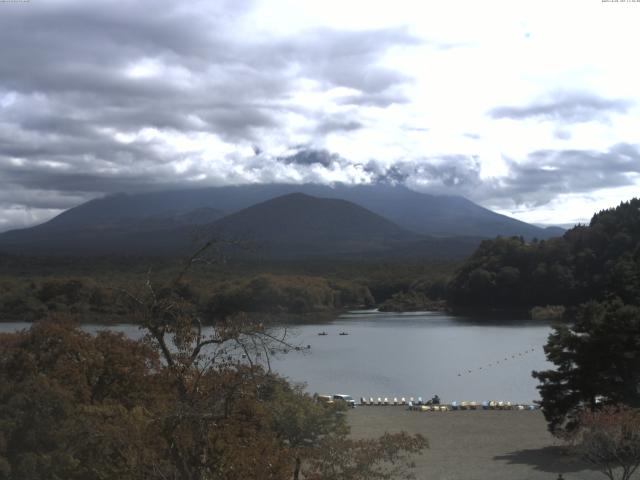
359 397 539 410
318 331 349 336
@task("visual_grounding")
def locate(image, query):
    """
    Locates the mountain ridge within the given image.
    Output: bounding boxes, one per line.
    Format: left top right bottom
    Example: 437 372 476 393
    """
6 183 562 238
0 183 564 259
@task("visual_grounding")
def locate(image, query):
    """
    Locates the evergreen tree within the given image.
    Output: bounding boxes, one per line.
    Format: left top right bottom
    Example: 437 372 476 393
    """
533 301 640 434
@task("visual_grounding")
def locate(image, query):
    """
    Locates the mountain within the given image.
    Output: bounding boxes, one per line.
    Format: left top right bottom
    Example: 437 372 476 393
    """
6 183 562 238
0 206 225 255
203 193 483 260
205 193 415 257
0 183 564 257
211 193 409 242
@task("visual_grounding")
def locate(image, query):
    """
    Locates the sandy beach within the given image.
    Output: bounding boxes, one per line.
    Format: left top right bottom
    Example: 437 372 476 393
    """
347 407 605 480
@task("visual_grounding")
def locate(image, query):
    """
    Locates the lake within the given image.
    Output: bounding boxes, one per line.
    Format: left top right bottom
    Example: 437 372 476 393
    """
0 310 553 404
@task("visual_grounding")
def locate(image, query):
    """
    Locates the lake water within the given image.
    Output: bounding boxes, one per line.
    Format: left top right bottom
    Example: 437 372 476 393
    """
0 310 553 404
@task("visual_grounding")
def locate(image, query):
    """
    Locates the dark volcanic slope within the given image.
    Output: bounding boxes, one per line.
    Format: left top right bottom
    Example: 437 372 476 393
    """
0 193 433 258
8 183 562 239
0 207 225 255
0 184 564 258
209 192 411 245
202 193 432 258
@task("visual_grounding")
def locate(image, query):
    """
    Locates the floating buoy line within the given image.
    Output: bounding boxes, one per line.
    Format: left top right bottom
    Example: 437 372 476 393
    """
456 347 538 377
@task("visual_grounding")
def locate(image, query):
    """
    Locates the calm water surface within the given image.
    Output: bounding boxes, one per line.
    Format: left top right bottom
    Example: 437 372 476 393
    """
1 310 553 403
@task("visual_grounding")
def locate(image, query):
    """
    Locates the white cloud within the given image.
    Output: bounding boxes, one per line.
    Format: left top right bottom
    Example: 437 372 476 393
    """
1 0 640 231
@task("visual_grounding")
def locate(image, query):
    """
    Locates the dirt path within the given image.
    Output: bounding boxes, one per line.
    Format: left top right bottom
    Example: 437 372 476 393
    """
347 407 606 480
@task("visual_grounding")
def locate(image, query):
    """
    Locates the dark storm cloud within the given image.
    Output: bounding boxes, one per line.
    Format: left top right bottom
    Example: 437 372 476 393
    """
0 2 417 142
279 149 341 168
489 91 633 123
0 0 419 230
362 144 640 211
494 143 640 207
365 155 483 191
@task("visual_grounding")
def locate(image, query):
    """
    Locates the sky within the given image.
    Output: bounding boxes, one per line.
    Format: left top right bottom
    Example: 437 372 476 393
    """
1 0 639 232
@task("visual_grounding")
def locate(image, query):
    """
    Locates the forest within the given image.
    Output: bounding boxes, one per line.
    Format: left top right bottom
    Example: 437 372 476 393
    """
0 254 454 323
447 198 640 311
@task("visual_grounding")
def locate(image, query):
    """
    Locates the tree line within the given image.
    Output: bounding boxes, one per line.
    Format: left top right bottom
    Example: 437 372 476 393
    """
448 198 640 310
0 260 456 322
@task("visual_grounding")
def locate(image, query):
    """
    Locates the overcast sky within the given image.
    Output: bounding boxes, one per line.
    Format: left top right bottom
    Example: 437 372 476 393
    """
1 0 639 232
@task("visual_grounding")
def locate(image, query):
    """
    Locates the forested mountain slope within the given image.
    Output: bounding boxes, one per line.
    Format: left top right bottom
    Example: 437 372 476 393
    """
448 198 640 308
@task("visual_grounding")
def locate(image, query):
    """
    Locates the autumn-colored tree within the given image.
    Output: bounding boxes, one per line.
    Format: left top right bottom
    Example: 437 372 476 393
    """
570 406 640 480
0 318 165 480
1 242 427 479
267 382 348 479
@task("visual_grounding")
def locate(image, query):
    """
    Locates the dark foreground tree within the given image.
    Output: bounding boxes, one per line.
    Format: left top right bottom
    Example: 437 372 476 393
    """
533 300 640 435
570 406 640 480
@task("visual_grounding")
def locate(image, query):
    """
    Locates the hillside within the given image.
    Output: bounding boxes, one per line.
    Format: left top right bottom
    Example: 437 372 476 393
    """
447 198 640 309
202 193 483 260
209 192 411 246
